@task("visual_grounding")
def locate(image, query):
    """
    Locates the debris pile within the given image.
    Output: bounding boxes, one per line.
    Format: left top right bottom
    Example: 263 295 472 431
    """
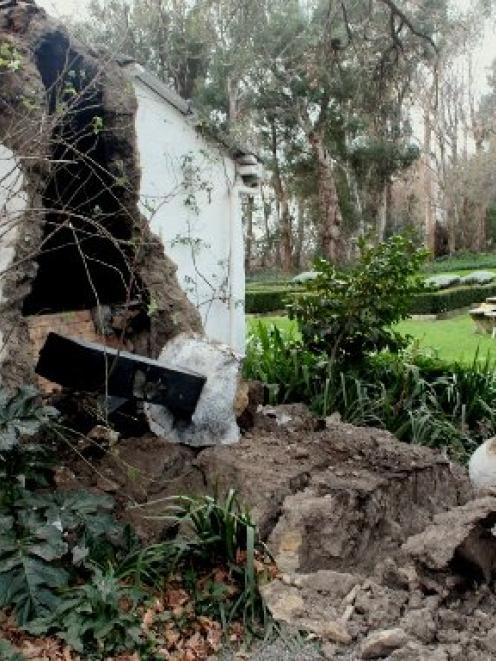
78 403 496 658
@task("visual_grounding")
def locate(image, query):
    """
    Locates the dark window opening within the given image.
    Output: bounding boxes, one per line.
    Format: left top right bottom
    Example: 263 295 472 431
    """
23 33 135 316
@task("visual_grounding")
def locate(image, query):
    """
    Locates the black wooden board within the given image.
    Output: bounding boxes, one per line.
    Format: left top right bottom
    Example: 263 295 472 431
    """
36 333 206 419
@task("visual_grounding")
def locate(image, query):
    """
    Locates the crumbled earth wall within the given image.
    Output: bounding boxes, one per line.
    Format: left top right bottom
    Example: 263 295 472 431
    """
0 0 201 388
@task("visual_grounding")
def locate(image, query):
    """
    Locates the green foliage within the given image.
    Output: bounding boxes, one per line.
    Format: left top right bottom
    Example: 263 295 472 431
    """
27 565 149 656
0 638 24 661
0 386 58 451
0 486 130 625
288 235 427 362
0 510 69 625
172 491 269 628
422 252 496 274
243 322 324 404
0 385 271 653
245 287 300 314
244 321 496 462
247 281 496 316
349 137 420 179
0 42 21 72
129 491 271 630
0 390 132 627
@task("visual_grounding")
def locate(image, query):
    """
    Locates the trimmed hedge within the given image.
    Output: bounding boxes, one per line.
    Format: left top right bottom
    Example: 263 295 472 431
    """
246 282 496 315
245 288 298 313
410 283 496 315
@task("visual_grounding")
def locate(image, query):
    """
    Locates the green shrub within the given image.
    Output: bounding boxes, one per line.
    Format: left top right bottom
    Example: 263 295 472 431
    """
288 235 427 362
129 490 271 630
245 288 297 313
246 281 496 315
0 385 58 450
243 322 326 403
243 323 496 462
411 283 496 314
422 252 496 274
27 565 150 656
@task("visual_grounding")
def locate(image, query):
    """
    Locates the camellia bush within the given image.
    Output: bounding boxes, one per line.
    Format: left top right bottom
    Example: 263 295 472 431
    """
288 235 427 363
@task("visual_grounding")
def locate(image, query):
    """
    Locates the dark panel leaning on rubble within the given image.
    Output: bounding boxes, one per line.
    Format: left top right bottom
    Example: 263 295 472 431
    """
36 333 206 420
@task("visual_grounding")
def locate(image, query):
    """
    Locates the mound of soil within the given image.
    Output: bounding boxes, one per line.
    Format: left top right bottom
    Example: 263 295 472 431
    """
68 404 496 658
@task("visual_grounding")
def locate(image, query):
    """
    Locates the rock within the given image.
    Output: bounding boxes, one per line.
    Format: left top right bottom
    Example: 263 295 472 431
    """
88 425 120 446
303 619 351 644
321 642 337 659
403 497 496 582
400 607 437 644
325 412 342 426
469 438 496 490
260 578 352 644
236 380 264 431
388 643 448 660
255 403 323 433
482 627 496 654
460 271 495 286
360 628 409 658
259 582 305 623
321 621 352 644
145 333 241 447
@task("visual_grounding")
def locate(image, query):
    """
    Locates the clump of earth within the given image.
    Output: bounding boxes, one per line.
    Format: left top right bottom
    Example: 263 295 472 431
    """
64 399 496 659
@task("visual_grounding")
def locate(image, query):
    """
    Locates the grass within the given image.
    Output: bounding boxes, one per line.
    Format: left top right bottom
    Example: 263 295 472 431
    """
397 315 496 364
247 313 496 365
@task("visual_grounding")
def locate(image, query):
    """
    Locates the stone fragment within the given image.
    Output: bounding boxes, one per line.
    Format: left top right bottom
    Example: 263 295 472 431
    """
403 497 496 582
298 619 351 644
360 628 409 658
146 333 241 447
259 582 305 623
469 438 496 490
400 607 437 644
260 578 353 645
321 642 337 659
482 627 496 654
88 425 120 446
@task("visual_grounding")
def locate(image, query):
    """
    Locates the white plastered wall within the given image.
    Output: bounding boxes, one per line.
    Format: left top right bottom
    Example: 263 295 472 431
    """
132 78 245 354
0 144 26 369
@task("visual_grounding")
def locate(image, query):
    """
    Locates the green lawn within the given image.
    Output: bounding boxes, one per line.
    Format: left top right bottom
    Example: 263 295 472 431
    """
247 313 496 365
397 315 496 363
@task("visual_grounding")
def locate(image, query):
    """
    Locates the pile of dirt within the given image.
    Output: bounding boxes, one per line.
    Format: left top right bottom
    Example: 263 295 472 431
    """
64 404 496 658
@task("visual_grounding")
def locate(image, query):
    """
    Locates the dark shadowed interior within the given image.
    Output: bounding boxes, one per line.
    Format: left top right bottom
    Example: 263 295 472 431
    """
23 30 134 315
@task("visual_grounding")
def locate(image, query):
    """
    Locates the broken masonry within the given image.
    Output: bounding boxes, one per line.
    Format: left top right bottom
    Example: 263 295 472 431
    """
0 0 202 394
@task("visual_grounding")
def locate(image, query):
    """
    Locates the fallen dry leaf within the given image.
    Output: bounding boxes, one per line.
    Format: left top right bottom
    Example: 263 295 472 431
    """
142 607 155 631
165 588 190 609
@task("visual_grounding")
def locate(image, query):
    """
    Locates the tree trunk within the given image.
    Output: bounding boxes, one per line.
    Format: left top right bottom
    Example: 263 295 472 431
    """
270 120 292 272
309 129 344 263
294 198 306 270
260 187 272 268
377 181 391 243
244 195 254 274
423 104 436 255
